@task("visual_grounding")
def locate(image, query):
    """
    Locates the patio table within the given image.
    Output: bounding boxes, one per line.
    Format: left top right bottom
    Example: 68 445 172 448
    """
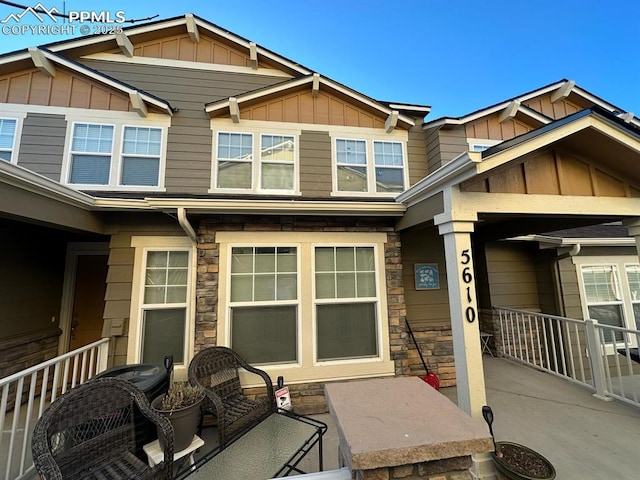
175 410 327 480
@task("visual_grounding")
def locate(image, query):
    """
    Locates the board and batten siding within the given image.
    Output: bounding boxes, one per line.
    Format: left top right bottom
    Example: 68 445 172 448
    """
17 113 66 182
79 59 285 194
299 130 331 197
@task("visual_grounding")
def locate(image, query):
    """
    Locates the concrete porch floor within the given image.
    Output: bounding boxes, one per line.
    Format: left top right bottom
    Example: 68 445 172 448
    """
286 357 640 479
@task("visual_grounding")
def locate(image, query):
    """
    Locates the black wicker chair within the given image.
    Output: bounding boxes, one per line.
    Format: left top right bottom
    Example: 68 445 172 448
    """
188 346 276 445
32 377 174 480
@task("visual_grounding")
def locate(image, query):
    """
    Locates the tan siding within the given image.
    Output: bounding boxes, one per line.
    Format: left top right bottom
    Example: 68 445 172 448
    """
0 67 131 111
17 113 66 181
485 242 540 310
465 114 534 141
407 123 427 186
424 126 441 173
401 227 450 326
80 59 283 194
299 130 331 197
239 90 386 128
438 127 468 167
524 94 585 120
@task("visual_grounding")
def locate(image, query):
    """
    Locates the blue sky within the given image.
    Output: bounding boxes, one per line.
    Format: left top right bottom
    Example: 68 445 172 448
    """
1 0 639 118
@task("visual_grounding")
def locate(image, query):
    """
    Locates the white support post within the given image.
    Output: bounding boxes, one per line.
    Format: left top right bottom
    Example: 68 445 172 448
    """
583 319 612 401
434 211 486 418
97 339 110 374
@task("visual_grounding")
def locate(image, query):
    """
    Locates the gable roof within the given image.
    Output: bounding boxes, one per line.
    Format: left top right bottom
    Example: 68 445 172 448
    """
423 79 639 130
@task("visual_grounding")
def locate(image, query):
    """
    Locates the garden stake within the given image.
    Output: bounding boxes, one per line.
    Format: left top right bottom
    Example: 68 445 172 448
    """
405 318 440 390
482 405 499 456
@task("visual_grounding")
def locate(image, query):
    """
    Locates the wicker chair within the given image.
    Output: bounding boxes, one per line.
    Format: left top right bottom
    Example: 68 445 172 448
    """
188 346 276 445
32 377 174 480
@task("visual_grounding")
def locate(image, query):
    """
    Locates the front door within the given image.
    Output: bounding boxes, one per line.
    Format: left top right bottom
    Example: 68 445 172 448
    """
69 255 108 350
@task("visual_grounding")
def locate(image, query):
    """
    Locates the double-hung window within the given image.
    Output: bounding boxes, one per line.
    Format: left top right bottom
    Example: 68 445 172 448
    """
229 246 298 364
335 137 405 194
140 249 190 366
315 246 378 361
67 122 164 188
625 265 640 330
581 265 625 342
215 131 296 193
0 118 18 163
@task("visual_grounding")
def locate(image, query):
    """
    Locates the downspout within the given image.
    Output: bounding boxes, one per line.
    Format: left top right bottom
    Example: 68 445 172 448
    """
177 207 197 243
553 243 581 317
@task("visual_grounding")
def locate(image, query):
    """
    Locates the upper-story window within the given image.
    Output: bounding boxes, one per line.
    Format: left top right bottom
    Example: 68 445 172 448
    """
65 121 166 189
334 137 405 194
214 131 296 193
0 118 18 163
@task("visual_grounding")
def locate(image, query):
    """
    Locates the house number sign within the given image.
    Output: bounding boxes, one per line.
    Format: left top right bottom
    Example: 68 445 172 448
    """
461 249 476 323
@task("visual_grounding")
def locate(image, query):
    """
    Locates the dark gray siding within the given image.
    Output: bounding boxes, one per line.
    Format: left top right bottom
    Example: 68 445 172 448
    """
17 113 66 182
80 59 285 194
299 130 331 197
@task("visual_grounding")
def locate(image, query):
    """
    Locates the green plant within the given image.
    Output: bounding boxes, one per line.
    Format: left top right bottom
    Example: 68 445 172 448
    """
156 382 204 411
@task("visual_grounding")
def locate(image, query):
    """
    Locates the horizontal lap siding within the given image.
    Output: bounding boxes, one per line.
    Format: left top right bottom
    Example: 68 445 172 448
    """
17 113 66 182
438 127 467 166
299 130 331 197
79 60 284 194
407 124 427 186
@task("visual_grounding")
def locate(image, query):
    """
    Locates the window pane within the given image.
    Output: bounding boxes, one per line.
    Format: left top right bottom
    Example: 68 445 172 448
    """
626 265 640 301
121 157 159 186
315 248 334 272
255 249 275 273
316 273 335 299
316 247 375 299
146 269 167 286
356 247 374 271
373 141 403 166
633 304 640 330
336 139 366 165
69 154 110 184
254 274 276 301
336 273 356 298
0 151 12 162
142 308 185 365
72 124 113 153
169 251 189 267
217 161 251 188
230 276 252 302
0 118 16 149
147 251 168 267
357 272 376 297
261 135 294 161
166 286 187 303
337 165 367 192
277 249 297 272
231 305 297 364
144 250 188 305
588 305 624 342
336 247 354 271
123 127 161 155
144 286 165 304
230 247 297 302
317 303 377 361
217 132 252 159
167 269 188 285
277 274 297 300
232 249 253 273
375 167 404 192
582 266 619 302
262 164 294 190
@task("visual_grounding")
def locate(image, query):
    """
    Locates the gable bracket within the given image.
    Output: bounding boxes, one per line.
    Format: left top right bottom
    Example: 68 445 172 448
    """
186 14 200 43
115 32 134 57
498 100 520 123
551 80 575 103
385 111 399 133
129 91 148 117
312 73 320 98
229 97 240 123
618 112 634 123
249 42 258 70
28 48 56 77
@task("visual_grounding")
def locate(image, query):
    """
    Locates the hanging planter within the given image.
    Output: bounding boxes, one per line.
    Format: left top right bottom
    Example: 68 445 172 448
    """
492 441 556 480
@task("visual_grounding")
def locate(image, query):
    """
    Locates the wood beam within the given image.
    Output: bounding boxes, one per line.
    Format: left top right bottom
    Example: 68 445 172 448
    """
28 48 56 77
249 42 258 70
229 97 240 123
619 112 634 123
311 73 320 98
385 111 399 133
551 80 575 103
186 14 200 43
115 32 134 57
498 100 520 123
129 91 148 117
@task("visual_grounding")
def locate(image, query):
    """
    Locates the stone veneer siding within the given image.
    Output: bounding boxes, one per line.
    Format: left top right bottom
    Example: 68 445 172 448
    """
195 215 411 414
406 324 456 388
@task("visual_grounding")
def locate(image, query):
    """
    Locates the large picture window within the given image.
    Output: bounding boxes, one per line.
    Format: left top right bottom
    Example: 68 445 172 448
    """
215 131 296 193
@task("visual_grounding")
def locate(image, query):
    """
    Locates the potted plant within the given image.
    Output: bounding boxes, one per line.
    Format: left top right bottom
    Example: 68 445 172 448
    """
483 406 556 480
152 381 205 452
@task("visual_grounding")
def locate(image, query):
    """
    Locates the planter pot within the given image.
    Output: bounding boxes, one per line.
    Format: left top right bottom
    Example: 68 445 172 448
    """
152 395 203 452
492 441 556 480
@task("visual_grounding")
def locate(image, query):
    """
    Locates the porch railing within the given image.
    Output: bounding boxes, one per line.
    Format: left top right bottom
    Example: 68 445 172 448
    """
0 338 110 480
494 307 640 410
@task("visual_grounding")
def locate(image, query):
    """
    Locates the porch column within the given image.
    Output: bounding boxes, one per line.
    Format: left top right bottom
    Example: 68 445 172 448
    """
623 218 640 258
434 211 486 418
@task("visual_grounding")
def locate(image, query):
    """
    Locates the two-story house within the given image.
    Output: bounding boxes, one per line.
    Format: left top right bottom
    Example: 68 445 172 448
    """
2 14 640 420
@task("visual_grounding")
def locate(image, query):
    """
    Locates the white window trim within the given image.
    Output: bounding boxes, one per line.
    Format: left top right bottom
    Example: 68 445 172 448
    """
217 231 395 386
210 123 300 195
62 112 169 191
0 112 26 164
467 137 501 152
330 133 408 197
128 236 196 380
573 255 639 351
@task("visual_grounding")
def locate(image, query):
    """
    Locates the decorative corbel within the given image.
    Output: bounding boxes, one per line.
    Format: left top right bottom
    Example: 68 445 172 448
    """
249 42 258 70
28 48 56 77
312 73 320 98
498 100 520 123
186 14 200 43
129 91 148 117
115 31 134 57
618 112 634 123
551 80 575 103
385 111 399 133
229 97 240 123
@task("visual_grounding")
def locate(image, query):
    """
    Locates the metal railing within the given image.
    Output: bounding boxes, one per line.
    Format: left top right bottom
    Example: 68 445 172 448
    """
494 307 640 410
0 338 110 480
